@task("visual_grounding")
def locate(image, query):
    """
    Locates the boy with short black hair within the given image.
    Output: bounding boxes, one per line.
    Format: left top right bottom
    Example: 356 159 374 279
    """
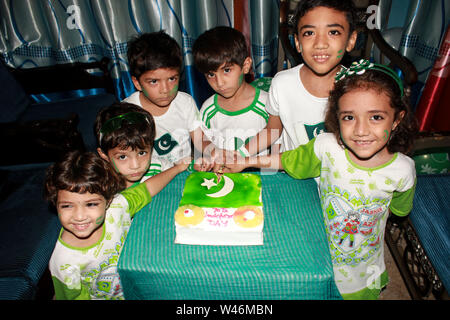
124 31 203 176
243 0 358 155
95 102 158 187
193 26 269 161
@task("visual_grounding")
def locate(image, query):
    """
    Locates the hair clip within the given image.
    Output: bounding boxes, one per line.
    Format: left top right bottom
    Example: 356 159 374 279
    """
335 59 404 97
99 112 149 142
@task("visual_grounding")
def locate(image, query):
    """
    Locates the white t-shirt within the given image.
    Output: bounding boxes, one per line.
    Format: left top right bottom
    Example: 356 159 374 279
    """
266 64 328 152
282 133 417 295
200 87 269 155
123 91 201 172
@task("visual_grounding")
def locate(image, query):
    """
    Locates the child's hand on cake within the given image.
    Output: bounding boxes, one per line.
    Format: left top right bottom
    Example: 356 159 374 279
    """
213 161 247 173
143 156 193 198
210 147 238 165
193 157 214 172
212 154 277 173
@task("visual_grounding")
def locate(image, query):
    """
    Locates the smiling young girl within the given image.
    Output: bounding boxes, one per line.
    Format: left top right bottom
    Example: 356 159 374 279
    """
223 60 418 299
45 150 188 299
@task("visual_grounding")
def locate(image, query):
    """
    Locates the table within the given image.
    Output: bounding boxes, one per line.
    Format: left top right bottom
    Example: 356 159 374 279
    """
118 171 342 300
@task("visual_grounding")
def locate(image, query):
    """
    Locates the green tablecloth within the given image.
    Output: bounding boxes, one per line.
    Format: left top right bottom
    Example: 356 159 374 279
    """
118 171 342 300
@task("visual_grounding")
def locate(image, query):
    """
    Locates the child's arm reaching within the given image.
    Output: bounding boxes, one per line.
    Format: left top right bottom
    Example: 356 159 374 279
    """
143 157 191 197
191 127 212 157
244 114 283 156
190 127 222 168
190 126 240 171
217 137 321 180
215 153 283 173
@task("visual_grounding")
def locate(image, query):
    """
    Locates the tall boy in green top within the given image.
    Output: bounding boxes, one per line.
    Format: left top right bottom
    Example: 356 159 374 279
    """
192 26 270 168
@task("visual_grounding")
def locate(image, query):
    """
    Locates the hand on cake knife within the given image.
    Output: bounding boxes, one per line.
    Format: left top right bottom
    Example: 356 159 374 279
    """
216 164 225 183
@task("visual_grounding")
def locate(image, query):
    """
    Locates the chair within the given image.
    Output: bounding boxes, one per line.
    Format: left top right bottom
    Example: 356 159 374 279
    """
385 133 450 300
5 58 118 154
374 1 450 299
7 57 115 97
0 58 117 299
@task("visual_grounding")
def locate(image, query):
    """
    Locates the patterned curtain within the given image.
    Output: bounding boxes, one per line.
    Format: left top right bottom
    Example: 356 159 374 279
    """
398 0 449 83
376 0 449 106
0 0 279 105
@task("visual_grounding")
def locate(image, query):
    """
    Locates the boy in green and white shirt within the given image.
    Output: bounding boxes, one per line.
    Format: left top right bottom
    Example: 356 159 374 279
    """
124 31 202 177
193 26 269 162
200 87 268 155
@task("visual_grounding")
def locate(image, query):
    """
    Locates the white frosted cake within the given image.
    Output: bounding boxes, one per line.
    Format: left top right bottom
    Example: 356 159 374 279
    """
174 172 264 245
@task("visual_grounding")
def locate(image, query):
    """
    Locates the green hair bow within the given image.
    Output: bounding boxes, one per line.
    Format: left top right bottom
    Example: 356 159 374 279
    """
335 59 404 97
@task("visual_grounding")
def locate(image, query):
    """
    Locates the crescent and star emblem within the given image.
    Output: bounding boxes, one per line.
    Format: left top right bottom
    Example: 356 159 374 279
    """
201 176 235 198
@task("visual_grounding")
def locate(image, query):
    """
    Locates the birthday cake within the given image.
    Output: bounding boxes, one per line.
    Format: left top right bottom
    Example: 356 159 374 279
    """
174 172 264 245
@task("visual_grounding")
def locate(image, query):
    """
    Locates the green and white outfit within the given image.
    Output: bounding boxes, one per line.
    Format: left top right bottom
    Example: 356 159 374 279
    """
49 183 151 300
138 160 164 184
200 87 269 155
282 133 416 299
266 64 329 152
123 91 201 176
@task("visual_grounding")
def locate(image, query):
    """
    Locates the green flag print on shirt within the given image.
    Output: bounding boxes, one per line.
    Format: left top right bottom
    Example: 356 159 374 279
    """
154 133 178 155
304 123 326 141
179 172 262 208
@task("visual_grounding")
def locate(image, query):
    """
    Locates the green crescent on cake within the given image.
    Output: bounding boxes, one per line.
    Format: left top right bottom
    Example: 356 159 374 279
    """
174 172 264 246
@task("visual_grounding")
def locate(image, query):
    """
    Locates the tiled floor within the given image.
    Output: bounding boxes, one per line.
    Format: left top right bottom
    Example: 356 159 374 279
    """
379 241 439 300
379 242 411 300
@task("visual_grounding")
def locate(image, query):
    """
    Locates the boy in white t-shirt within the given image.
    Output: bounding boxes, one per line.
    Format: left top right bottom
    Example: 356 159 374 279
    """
124 31 204 177
243 0 358 154
192 26 269 165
